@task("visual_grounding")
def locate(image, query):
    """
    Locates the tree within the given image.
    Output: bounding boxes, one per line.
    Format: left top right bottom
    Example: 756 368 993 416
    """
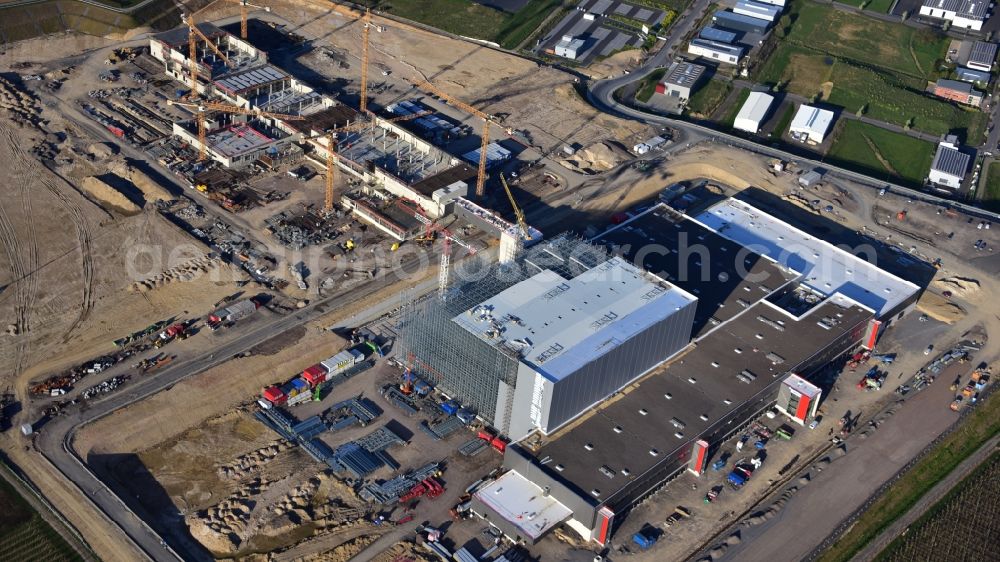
856 103 867 117
901 10 909 21
904 117 914 130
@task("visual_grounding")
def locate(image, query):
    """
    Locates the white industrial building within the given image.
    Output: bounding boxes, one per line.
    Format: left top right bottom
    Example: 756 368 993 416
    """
555 35 586 59
919 0 990 31
789 105 834 144
734 92 774 134
657 61 706 102
928 135 970 189
687 38 744 65
753 0 786 5
733 0 783 22
695 198 920 318
453 256 698 440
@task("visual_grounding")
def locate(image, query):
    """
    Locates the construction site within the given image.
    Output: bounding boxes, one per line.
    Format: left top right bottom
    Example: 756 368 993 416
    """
2 2 1000 562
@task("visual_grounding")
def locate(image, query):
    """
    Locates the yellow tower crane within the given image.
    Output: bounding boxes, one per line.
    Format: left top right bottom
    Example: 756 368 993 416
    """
499 172 530 240
184 13 237 98
226 0 270 40
166 99 305 161
360 8 372 114
411 79 501 198
309 110 431 212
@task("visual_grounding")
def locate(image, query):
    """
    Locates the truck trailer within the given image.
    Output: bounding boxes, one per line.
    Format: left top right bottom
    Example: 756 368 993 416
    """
208 298 260 327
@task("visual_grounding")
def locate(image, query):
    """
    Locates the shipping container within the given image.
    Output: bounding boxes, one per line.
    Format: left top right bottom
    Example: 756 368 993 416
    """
263 386 285 403
302 364 328 387
322 350 361 375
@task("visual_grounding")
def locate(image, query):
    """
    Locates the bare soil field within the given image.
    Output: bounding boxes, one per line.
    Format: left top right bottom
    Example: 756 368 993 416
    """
0 116 246 403
238 0 650 154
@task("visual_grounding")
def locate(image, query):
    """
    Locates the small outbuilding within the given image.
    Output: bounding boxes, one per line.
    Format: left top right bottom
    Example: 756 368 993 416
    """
789 105 834 145
733 91 774 134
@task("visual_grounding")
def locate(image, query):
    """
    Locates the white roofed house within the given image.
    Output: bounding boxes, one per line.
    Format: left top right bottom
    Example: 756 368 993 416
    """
920 0 990 31
928 135 970 190
687 38 744 65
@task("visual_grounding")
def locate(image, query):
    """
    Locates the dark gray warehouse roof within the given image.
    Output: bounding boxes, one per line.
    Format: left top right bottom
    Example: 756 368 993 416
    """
525 289 873 502
663 62 706 88
594 206 795 337
931 143 971 177
968 41 997 67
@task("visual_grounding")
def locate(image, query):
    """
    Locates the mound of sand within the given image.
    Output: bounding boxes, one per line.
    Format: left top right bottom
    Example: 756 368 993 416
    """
81 176 140 214
106 159 174 202
932 276 980 300
87 142 117 160
917 291 965 324
128 167 174 202
559 141 629 174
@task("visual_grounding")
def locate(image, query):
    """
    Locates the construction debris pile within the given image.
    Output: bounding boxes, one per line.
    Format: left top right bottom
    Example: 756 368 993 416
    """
187 472 370 555
0 76 41 126
360 462 442 504
950 365 992 411
128 254 226 293
217 440 294 481
265 208 346 249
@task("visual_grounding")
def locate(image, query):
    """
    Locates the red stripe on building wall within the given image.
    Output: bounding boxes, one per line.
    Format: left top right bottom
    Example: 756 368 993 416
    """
597 508 614 545
864 320 882 350
795 394 811 421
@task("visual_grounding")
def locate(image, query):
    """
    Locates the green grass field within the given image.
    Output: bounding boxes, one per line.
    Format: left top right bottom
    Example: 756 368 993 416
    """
842 0 895 13
780 2 947 78
771 103 796 137
817 392 1000 562
373 0 561 46
374 0 508 41
876 452 1000 562
754 5 984 142
686 79 731 117
0 473 83 562
636 68 667 103
722 88 751 126
981 160 1000 212
827 121 934 186
495 0 564 49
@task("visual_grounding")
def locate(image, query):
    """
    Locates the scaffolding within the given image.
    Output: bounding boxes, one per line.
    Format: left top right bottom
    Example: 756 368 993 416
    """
397 235 612 432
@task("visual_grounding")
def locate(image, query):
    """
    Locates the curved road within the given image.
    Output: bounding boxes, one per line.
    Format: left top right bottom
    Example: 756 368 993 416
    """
32 260 439 562
21 5 1000 561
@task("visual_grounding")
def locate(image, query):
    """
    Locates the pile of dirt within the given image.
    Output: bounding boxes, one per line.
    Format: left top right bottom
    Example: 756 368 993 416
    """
81 175 141 214
129 254 233 292
87 142 117 160
0 76 40 125
559 141 629 174
106 159 174 202
217 440 294 480
303 534 380 562
932 276 980 300
917 291 965 324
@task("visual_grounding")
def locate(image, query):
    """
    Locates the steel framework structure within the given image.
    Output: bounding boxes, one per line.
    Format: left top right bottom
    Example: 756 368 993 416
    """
396 235 611 430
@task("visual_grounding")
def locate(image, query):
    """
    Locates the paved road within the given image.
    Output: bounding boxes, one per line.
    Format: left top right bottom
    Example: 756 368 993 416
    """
687 359 983 562
32 262 439 562
850 433 1000 562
